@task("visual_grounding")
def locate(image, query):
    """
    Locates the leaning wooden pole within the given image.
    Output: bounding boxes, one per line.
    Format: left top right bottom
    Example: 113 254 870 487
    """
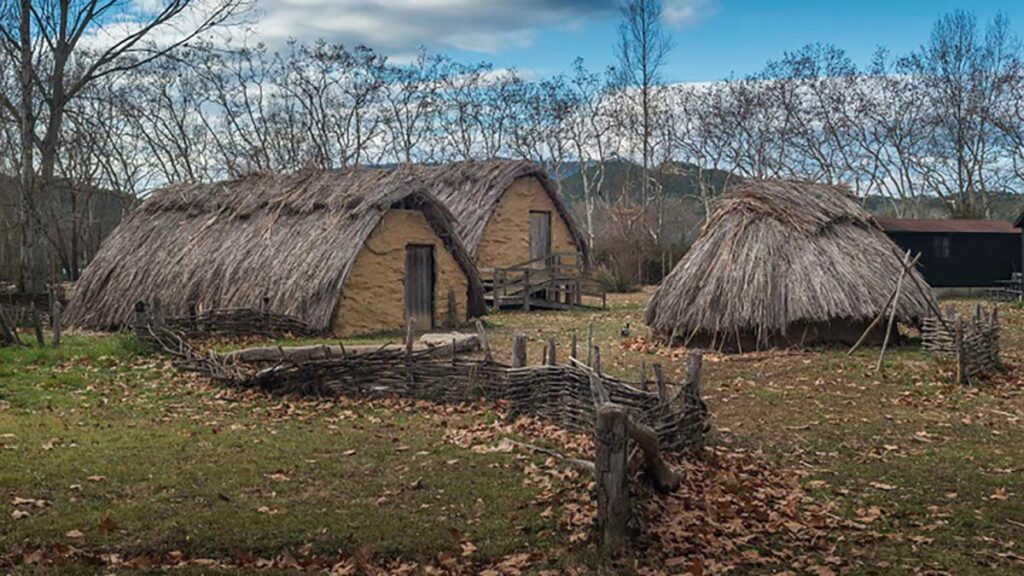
875 251 912 371
848 251 919 356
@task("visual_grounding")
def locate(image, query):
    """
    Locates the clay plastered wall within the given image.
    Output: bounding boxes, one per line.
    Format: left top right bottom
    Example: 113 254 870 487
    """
333 209 469 337
474 177 578 270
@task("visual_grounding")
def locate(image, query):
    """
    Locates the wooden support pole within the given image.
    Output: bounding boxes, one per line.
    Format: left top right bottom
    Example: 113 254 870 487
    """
32 308 44 348
595 404 630 555
523 269 531 312
848 251 919 356
546 337 557 366
955 318 965 385
653 363 667 403
51 301 61 348
475 320 493 363
876 252 911 371
512 333 527 367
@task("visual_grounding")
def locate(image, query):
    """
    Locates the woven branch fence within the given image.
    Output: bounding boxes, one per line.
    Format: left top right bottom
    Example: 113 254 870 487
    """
131 303 709 453
922 304 1002 384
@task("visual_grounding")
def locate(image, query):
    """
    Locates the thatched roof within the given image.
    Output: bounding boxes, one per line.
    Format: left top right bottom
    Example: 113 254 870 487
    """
401 160 588 260
65 168 485 331
645 179 936 348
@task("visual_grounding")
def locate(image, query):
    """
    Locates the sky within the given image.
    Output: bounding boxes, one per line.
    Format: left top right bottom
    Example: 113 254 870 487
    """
237 0 1024 82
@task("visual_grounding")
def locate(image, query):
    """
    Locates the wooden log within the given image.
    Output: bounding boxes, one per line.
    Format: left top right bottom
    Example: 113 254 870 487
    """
512 334 527 368
224 335 480 363
653 363 667 403
626 417 682 492
51 301 61 348
595 403 630 555
32 308 44 348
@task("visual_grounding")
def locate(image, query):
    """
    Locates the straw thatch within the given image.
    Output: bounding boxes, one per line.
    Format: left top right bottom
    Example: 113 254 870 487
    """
65 168 485 332
645 179 936 350
402 160 588 260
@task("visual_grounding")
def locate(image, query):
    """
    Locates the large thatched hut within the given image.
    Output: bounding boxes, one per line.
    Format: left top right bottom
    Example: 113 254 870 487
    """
65 169 485 336
409 160 588 273
645 179 936 351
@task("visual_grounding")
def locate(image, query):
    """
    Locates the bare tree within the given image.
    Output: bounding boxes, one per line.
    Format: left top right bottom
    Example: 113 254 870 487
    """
0 0 247 292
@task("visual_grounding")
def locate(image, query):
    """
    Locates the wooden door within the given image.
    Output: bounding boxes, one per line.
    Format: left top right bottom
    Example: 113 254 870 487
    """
405 245 435 332
529 211 552 267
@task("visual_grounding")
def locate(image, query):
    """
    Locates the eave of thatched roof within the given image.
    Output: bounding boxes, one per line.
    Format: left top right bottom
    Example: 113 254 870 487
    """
645 179 937 347
65 168 485 331
401 160 588 262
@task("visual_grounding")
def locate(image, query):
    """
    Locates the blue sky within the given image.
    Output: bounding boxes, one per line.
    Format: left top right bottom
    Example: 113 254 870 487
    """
463 0 1024 81
243 0 1024 82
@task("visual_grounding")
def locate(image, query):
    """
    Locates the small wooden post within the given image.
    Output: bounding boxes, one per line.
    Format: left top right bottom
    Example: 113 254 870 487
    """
640 360 648 392
512 333 528 367
595 404 630 555
523 269 531 311
546 338 557 366
684 351 703 397
32 308 44 348
404 316 415 358
570 329 578 360
475 320 493 363
447 288 458 327
51 301 61 348
592 345 601 375
653 363 667 403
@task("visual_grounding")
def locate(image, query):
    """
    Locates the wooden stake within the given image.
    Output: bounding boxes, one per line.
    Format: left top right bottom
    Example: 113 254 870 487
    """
546 338 557 366
683 350 703 398
595 404 629 555
570 329 578 360
876 252 911 371
849 251 919 356
640 360 648 392
592 345 601 375
586 323 593 366
32 308 44 348
0 306 17 347
405 316 415 358
512 333 527 367
475 320 493 363
653 363 667 403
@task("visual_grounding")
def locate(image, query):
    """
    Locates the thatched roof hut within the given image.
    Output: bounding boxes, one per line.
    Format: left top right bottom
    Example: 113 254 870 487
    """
405 160 588 271
645 179 936 351
65 168 485 336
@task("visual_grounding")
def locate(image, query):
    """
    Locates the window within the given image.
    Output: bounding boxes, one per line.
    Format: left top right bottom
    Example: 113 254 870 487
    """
933 236 951 259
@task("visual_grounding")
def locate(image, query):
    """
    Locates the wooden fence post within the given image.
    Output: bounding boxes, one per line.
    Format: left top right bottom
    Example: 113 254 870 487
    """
586 323 593 366
405 316 415 358
570 329 578 361
684 351 703 397
954 317 965 385
592 345 601 375
653 363 667 403
595 404 630 555
0 307 17 347
546 338 557 366
512 333 527 368
188 301 198 333
475 320 493 363
640 360 648 392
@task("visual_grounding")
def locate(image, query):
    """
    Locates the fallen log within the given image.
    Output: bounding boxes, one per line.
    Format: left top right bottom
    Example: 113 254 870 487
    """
224 332 480 363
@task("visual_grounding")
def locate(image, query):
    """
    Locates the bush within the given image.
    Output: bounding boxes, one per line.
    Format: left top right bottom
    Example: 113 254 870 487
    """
592 265 638 293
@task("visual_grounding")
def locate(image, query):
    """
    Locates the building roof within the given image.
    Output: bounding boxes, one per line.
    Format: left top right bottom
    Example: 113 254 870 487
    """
400 160 588 261
877 217 1020 234
65 168 484 331
645 179 935 349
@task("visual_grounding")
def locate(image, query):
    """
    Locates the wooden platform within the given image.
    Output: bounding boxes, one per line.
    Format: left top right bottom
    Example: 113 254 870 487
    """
483 252 606 311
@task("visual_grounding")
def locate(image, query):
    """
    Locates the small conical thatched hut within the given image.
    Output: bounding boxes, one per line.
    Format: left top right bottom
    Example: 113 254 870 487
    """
65 168 485 336
407 160 588 272
645 179 936 351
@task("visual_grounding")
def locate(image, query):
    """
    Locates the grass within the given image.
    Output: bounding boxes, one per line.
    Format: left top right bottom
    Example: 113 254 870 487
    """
0 334 561 573
3 293 1024 574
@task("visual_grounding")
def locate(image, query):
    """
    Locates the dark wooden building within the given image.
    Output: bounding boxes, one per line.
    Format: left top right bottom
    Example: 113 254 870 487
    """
877 218 1022 288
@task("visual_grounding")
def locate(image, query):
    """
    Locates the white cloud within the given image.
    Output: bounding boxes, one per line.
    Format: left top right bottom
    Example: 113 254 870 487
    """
250 0 618 53
663 0 718 28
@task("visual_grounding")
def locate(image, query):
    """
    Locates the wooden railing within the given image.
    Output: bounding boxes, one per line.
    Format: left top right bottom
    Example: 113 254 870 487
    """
485 251 605 311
